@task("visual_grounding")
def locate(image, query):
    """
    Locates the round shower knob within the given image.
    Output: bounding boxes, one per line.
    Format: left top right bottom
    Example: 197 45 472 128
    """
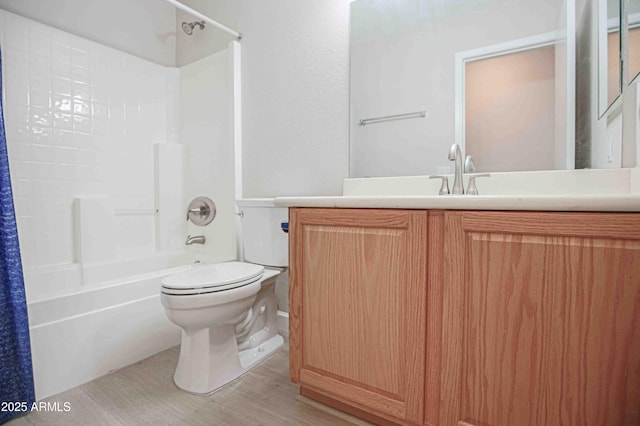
186 196 216 226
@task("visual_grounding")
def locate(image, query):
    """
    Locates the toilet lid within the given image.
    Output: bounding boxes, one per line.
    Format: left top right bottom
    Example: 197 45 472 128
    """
161 262 264 295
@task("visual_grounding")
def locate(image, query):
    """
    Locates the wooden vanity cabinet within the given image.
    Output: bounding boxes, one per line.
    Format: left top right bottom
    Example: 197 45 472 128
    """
289 208 429 425
289 208 640 426
440 211 640 426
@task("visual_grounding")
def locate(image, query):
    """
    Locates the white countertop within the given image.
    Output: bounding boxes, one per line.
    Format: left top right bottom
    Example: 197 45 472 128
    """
273 194 640 212
272 169 640 212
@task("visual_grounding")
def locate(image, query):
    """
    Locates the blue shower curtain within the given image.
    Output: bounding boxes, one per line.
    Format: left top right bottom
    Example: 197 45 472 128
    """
0 49 36 423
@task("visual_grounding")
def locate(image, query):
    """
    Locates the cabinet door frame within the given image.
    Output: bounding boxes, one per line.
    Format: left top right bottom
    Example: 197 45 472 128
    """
289 208 428 425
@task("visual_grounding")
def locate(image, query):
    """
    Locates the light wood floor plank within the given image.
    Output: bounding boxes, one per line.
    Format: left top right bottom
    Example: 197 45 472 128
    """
7 346 366 425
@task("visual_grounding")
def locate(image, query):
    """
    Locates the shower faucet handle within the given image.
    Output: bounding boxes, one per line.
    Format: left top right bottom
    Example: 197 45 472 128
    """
186 196 216 226
186 206 209 220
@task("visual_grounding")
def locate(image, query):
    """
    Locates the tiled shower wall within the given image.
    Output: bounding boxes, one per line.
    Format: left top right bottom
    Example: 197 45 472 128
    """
0 10 179 271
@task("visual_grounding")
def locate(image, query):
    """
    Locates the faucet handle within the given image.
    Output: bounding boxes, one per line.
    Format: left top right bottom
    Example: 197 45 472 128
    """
429 175 450 195
465 173 491 195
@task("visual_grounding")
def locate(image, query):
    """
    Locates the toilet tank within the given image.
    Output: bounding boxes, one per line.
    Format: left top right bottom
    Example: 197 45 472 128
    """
236 198 289 267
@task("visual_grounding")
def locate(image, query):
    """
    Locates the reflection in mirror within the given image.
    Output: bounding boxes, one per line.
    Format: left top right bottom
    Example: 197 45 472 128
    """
463 44 561 172
599 0 621 116
629 0 640 83
349 0 573 177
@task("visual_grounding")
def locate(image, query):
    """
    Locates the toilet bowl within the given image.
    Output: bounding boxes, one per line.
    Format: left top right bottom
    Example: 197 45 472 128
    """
161 198 288 394
161 262 266 393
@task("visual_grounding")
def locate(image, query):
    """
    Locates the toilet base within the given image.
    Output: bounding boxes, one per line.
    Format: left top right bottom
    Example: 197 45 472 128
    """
173 333 284 395
239 334 284 370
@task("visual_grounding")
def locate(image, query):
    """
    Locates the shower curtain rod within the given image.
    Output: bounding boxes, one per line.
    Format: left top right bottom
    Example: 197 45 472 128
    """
162 0 242 40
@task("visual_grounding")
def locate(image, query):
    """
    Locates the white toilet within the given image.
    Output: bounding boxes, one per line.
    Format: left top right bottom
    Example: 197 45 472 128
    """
161 199 288 394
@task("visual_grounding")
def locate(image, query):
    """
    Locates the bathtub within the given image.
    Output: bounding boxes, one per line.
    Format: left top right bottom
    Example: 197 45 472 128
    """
26 254 233 400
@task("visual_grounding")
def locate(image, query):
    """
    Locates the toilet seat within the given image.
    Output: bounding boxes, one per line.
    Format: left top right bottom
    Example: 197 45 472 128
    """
161 261 264 296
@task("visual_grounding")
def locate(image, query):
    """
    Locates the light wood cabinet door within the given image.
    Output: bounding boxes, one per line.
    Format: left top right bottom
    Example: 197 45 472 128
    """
441 211 640 426
289 208 428 425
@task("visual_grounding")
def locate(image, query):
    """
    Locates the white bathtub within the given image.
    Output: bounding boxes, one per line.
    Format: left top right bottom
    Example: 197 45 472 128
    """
26 255 232 400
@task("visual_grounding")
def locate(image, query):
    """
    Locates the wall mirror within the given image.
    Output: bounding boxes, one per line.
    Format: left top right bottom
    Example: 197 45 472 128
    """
349 0 636 177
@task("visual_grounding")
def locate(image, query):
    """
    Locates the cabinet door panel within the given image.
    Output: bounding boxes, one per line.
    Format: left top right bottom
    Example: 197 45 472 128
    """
302 224 406 396
290 208 427 424
442 212 640 426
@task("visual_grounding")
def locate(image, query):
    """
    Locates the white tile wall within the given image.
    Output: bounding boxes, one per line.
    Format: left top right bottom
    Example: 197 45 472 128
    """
0 10 179 275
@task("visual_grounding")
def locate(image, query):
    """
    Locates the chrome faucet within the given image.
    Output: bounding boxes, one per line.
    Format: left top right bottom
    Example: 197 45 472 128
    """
448 143 464 194
185 235 206 245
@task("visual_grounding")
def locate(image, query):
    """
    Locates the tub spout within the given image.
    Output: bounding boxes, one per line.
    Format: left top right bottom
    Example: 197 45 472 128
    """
185 235 206 245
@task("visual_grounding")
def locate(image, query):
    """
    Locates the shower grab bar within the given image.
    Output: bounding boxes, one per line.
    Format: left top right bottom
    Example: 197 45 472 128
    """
114 209 158 216
162 0 242 40
359 110 427 126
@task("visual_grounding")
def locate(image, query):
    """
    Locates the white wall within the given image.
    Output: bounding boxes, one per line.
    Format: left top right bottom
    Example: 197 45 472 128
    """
0 0 177 66
0 9 180 300
182 0 351 197
180 50 236 259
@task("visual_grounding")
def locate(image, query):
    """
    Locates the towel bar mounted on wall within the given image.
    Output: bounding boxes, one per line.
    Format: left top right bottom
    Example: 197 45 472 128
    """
359 110 427 126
